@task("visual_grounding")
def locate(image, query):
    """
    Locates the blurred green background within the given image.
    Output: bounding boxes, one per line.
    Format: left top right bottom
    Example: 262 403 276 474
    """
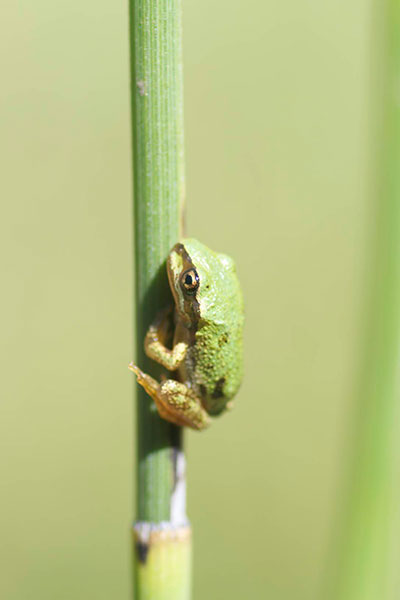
0 0 375 598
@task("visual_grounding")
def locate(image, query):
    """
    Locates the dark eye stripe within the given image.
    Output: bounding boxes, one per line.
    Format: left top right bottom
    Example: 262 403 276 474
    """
171 243 201 326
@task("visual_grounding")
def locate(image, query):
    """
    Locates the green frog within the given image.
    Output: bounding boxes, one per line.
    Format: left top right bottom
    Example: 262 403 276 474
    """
129 239 244 430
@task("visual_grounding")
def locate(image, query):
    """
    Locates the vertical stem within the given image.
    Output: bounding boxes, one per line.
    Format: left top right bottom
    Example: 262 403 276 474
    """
327 2 400 598
129 0 191 598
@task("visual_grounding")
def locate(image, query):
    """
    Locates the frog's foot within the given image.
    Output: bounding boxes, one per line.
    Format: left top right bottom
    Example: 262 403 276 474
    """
129 364 210 431
128 363 159 397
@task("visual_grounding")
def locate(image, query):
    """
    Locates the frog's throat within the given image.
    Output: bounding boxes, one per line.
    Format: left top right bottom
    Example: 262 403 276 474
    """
168 243 200 327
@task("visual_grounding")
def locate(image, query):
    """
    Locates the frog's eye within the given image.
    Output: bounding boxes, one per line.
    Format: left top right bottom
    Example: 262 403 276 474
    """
180 268 199 295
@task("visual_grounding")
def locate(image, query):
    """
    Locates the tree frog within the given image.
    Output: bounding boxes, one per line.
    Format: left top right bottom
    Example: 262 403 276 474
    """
129 238 244 430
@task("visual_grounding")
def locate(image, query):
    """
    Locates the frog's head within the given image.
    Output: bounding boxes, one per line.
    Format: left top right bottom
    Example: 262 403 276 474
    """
167 238 237 327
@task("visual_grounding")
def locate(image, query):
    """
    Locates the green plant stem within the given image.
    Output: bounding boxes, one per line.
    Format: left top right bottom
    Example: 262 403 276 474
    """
327 2 400 598
129 0 191 598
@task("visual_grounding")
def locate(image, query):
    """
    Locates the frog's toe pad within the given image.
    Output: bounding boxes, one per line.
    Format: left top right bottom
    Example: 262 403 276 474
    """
128 363 150 388
128 363 142 378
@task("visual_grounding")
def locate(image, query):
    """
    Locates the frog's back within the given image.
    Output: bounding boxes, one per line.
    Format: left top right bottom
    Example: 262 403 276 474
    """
194 317 243 415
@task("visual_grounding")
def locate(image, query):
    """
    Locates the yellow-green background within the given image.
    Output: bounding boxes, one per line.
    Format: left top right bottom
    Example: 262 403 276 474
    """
0 0 374 598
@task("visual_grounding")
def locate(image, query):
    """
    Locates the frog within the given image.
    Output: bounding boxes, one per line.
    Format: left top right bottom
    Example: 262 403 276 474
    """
129 238 244 430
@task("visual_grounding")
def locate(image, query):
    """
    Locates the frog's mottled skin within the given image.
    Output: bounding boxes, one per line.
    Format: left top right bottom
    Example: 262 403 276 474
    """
129 238 244 430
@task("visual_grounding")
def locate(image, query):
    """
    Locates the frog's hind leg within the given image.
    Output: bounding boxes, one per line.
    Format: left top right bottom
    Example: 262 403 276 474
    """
129 363 210 431
158 379 211 430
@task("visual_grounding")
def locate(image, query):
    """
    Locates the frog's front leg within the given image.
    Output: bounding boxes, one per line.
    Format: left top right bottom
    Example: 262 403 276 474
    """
129 364 210 431
144 307 188 371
